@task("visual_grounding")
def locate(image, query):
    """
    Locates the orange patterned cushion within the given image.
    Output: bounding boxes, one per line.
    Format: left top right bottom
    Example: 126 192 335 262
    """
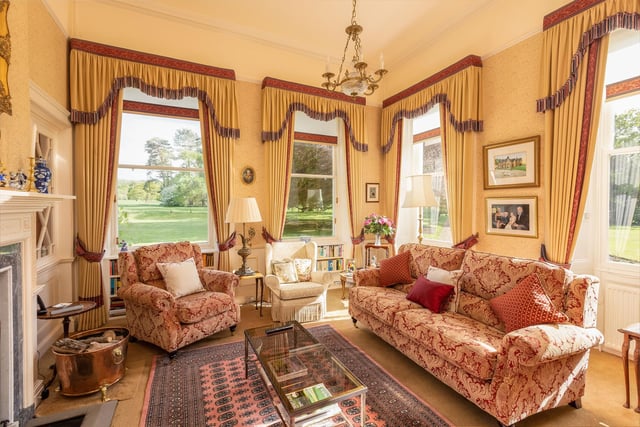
489 273 568 332
379 250 413 287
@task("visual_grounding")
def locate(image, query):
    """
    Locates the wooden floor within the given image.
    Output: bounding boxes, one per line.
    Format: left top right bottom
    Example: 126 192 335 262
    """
35 288 639 427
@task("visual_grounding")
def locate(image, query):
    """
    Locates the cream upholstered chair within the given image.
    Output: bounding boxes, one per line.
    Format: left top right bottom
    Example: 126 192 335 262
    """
118 241 240 356
264 241 331 322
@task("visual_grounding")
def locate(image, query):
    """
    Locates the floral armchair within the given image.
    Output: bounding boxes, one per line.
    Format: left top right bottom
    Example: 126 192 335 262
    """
118 241 240 355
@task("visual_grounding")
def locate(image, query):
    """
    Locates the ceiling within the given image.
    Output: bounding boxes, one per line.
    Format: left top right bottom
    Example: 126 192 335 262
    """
43 0 570 103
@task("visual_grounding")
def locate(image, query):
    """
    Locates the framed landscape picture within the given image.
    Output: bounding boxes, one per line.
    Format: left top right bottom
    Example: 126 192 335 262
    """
486 197 538 238
483 136 540 189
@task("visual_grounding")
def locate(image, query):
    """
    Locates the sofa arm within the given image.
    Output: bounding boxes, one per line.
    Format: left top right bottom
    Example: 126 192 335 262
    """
200 268 239 296
564 274 600 328
353 268 382 287
501 323 604 366
118 282 174 311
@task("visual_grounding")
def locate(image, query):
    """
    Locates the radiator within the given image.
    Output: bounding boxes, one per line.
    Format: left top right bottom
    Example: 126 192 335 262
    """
603 284 640 355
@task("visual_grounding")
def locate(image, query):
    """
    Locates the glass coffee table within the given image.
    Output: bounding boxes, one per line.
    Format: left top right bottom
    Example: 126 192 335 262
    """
245 321 367 426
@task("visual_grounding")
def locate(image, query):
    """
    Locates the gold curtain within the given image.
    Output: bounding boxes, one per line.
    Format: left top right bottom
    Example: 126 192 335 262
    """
537 0 639 264
74 94 122 330
70 40 240 329
200 101 234 271
380 57 483 243
261 78 367 241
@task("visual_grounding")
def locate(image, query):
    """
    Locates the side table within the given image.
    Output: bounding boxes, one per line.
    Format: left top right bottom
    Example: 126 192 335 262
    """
364 243 395 267
618 322 640 413
236 272 265 316
37 301 97 338
339 272 354 299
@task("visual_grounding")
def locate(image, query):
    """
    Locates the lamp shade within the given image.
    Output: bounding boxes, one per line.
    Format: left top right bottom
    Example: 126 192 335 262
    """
225 197 262 223
402 175 437 208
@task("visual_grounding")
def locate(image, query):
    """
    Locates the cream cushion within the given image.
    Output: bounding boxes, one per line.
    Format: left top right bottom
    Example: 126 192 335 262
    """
156 258 204 297
272 259 299 283
273 282 326 300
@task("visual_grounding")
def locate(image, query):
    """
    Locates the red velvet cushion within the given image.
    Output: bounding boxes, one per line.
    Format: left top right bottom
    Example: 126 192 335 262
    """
489 273 569 332
406 276 454 313
379 251 413 287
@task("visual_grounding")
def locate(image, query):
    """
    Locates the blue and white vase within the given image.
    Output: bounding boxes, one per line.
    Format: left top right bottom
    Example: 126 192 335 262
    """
34 157 52 193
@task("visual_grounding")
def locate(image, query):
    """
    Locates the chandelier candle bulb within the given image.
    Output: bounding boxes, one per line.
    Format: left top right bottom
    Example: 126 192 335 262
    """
380 53 384 69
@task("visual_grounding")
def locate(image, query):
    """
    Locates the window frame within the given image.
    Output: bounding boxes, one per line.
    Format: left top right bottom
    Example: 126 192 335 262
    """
107 97 213 254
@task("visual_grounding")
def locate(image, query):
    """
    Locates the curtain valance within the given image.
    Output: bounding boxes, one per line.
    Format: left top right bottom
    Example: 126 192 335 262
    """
537 0 640 112
261 77 367 152
69 39 240 138
381 55 483 153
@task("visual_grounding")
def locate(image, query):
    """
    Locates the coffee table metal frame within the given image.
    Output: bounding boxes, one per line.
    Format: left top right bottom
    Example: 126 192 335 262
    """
245 320 367 426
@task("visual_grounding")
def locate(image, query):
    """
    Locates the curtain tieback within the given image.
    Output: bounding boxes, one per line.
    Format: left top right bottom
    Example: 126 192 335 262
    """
218 231 236 252
261 227 279 244
351 228 365 245
75 235 105 262
453 233 479 249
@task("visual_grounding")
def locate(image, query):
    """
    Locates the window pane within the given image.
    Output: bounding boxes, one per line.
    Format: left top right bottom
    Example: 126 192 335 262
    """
609 152 640 264
421 141 451 243
117 112 207 246
291 142 333 175
283 177 334 237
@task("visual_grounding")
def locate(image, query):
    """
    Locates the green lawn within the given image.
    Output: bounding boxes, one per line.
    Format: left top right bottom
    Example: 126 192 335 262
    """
282 209 333 237
609 225 640 263
118 200 208 245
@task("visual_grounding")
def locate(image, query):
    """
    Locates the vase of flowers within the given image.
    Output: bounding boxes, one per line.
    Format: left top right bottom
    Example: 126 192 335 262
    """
363 213 395 245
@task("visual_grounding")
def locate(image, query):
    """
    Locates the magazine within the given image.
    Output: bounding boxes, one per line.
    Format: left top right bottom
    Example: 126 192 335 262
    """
286 383 332 409
268 354 308 382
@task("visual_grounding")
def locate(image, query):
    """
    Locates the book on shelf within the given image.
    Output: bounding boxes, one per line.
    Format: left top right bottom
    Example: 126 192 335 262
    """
50 303 84 315
268 354 308 382
286 383 332 409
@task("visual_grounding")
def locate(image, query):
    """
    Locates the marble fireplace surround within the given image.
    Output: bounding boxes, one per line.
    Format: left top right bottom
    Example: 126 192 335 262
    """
0 190 73 426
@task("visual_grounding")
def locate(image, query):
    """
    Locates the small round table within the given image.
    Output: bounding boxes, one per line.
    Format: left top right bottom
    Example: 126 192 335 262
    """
37 301 97 338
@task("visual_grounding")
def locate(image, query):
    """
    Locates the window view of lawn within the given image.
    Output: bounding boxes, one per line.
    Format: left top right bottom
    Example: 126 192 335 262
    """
283 210 333 238
118 200 208 245
609 226 640 263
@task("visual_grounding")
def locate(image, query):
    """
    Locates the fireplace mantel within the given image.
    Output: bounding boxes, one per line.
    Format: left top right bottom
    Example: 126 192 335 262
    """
0 189 75 213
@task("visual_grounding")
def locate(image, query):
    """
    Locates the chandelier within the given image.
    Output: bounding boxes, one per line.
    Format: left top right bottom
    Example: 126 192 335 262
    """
321 0 388 97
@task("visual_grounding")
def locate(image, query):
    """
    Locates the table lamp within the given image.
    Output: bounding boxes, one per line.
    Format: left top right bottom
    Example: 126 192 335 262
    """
402 175 437 244
225 197 262 276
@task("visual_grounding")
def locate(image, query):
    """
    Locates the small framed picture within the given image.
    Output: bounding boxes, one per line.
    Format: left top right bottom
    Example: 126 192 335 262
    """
366 183 379 203
241 166 255 185
486 197 538 238
483 136 540 189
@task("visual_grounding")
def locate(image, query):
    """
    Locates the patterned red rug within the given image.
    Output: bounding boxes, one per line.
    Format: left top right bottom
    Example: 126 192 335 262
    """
140 325 451 427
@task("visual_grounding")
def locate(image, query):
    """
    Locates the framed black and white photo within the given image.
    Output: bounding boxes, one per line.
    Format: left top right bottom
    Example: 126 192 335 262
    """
366 183 379 203
486 197 538 238
483 136 540 189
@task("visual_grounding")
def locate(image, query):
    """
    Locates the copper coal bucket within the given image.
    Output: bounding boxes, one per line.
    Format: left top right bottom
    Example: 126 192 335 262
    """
53 327 129 397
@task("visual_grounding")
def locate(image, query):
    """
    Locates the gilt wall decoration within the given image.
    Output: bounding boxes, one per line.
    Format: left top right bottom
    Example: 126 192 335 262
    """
0 0 10 116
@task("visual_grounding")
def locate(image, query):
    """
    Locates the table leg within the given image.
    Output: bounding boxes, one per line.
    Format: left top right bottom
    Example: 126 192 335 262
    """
62 315 71 338
360 392 366 427
622 334 631 408
340 276 346 299
633 338 640 413
258 277 264 317
255 279 258 310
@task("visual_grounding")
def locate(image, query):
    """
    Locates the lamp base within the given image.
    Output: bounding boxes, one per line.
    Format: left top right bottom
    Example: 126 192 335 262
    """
235 266 255 276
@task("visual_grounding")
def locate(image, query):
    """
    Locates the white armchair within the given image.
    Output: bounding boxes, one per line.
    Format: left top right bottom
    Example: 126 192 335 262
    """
265 241 331 322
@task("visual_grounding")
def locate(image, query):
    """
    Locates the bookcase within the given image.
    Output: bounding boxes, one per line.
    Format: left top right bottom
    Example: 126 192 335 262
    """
316 243 344 272
106 257 125 317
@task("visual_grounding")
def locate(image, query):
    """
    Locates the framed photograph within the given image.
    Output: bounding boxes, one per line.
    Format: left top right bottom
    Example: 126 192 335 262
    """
486 197 538 238
241 166 255 185
483 136 540 189
366 183 379 203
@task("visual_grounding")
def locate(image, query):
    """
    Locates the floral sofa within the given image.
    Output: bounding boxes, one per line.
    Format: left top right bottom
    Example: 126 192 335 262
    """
118 242 240 355
349 243 603 426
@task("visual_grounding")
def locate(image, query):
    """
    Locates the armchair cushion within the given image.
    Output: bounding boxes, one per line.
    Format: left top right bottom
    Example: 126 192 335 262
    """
272 260 299 283
174 291 235 324
294 258 313 281
157 258 205 297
